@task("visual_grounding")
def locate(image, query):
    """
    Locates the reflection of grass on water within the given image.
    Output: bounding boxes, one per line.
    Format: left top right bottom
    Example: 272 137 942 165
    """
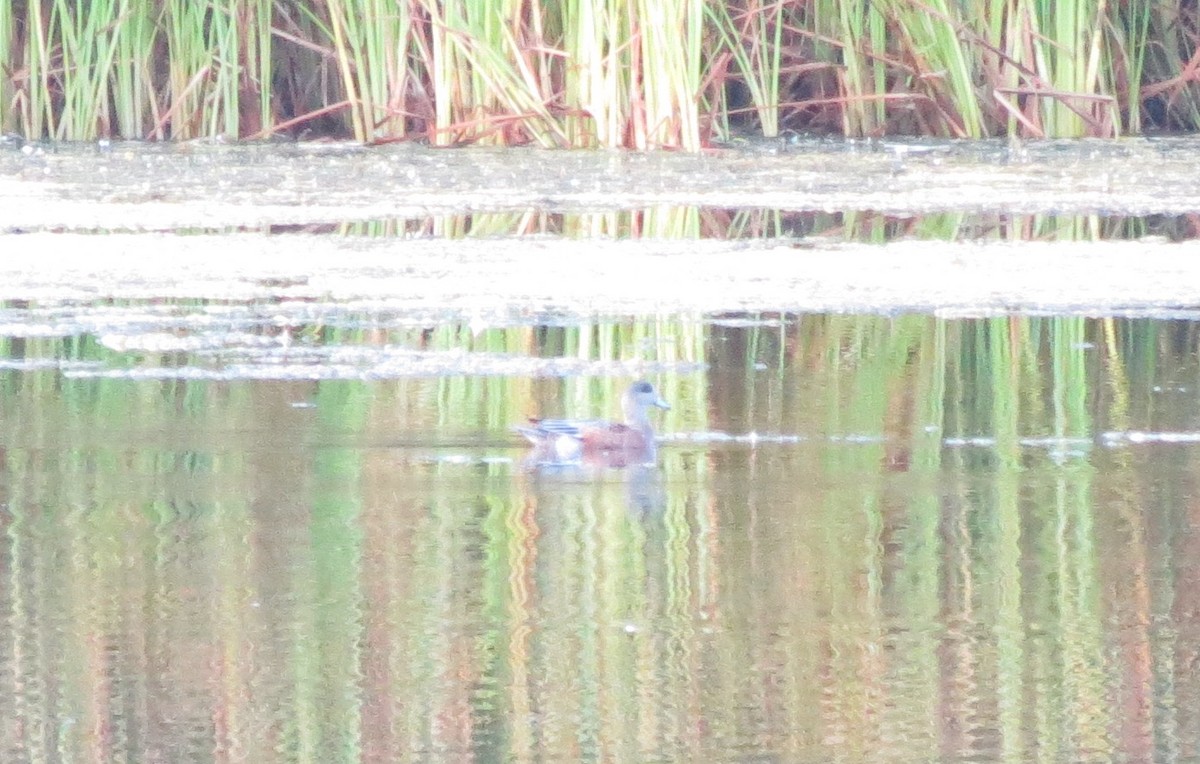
3 1 1197 144
340 208 1171 242
0 313 1186 761
0 312 1172 447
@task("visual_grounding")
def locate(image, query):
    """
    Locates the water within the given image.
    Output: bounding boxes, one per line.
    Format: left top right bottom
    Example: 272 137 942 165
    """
4 138 1200 761
1 313 1199 762
7 135 1200 233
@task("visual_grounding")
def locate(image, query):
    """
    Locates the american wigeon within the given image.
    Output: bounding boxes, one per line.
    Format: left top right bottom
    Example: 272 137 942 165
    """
517 381 671 466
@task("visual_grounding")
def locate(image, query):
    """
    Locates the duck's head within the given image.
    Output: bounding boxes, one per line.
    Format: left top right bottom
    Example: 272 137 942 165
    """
623 380 670 424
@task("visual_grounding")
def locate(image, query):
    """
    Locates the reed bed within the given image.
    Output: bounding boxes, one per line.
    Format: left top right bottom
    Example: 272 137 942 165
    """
2 0 1198 145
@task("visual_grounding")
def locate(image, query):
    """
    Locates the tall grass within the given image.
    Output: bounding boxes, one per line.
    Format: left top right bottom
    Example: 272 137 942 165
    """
0 0 10 134
162 0 273 139
2 0 1197 144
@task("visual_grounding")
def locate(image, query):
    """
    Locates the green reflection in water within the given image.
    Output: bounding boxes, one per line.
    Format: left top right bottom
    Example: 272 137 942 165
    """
0 315 1198 761
338 207 1193 242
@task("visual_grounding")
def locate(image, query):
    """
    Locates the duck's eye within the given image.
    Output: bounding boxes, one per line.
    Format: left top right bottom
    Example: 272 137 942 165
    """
632 381 653 394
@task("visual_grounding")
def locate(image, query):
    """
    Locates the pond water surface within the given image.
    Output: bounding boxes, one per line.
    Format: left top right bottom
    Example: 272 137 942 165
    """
3 313 1200 762
4 139 1200 762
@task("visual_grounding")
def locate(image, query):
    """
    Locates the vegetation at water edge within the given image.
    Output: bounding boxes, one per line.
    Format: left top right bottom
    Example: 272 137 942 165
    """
2 1 1198 147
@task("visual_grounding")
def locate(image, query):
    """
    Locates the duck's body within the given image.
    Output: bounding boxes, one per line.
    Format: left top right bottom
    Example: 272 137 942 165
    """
517 381 670 467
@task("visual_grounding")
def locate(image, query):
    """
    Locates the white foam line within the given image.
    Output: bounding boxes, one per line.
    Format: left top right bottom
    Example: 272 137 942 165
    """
1101 431 1200 444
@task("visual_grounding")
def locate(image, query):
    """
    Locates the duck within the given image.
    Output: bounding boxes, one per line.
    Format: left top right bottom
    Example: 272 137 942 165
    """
517 381 670 466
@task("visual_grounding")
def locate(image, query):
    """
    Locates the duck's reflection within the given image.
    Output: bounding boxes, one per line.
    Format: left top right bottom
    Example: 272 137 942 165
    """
521 457 666 516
